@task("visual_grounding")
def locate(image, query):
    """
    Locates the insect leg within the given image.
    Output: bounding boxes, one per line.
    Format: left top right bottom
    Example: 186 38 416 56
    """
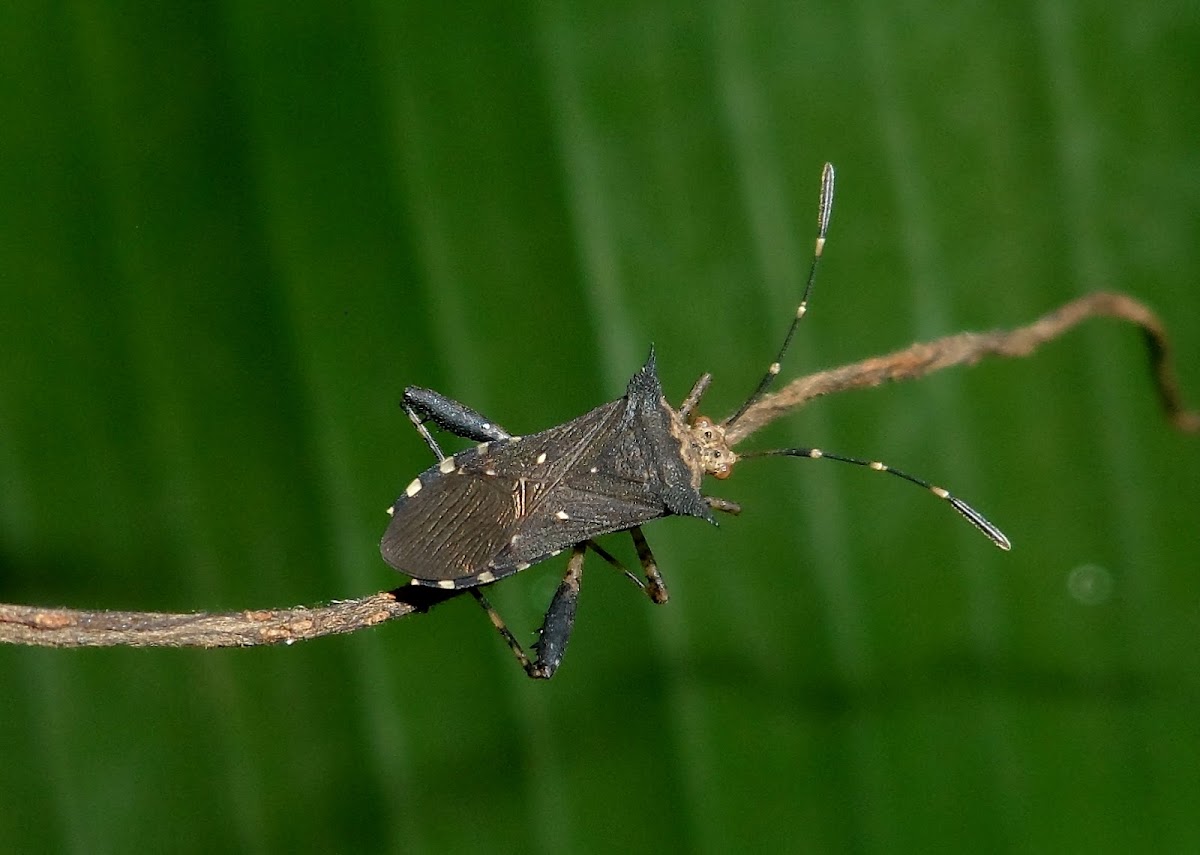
529 544 587 679
628 526 669 604
705 496 742 515
468 544 586 680
470 589 533 673
585 541 644 590
583 532 671 604
402 386 511 460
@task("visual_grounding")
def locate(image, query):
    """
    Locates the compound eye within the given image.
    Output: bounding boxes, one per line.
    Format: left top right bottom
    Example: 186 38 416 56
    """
709 450 734 479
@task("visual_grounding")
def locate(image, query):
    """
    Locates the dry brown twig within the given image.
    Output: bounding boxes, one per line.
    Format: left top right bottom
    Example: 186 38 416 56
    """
2 290 1195 650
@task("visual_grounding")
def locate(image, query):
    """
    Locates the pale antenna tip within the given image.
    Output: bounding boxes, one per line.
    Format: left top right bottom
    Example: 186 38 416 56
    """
818 163 835 236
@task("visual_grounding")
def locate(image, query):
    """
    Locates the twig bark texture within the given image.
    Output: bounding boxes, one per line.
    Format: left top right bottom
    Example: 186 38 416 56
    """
2 291 1195 649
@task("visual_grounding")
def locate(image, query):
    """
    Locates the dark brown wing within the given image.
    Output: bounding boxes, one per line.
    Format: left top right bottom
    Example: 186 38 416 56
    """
380 466 518 585
381 399 633 587
380 352 712 589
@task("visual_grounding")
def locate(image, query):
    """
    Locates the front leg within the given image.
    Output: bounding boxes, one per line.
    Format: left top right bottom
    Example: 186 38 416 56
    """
629 526 669 604
584 529 670 605
705 496 742 515
402 386 511 459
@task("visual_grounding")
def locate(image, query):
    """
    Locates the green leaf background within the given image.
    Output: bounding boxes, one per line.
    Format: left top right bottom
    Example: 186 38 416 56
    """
2 3 1198 852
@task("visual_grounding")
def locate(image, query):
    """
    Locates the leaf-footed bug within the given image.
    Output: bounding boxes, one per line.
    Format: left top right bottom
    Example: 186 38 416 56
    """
381 163 1010 679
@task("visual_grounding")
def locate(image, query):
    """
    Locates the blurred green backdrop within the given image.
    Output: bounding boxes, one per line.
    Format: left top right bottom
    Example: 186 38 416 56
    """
2 2 1198 852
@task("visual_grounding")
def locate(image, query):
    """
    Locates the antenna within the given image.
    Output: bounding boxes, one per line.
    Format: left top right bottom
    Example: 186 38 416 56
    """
713 162 1008 550
741 447 1012 550
724 161 835 429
